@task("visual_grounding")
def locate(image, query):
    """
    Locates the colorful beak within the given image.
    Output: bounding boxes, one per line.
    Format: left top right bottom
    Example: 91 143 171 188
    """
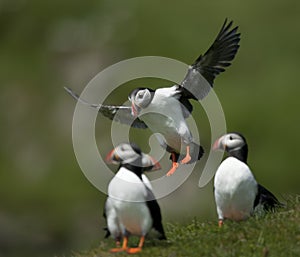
131 102 139 117
106 149 119 164
149 156 161 171
141 154 161 171
212 136 225 151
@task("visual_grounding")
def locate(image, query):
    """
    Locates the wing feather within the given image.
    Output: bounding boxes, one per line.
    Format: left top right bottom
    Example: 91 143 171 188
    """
180 18 241 100
254 184 283 211
64 87 147 129
145 186 167 240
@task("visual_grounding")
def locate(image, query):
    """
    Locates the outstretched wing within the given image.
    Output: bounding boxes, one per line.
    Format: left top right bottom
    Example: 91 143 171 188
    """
64 87 148 129
180 18 241 100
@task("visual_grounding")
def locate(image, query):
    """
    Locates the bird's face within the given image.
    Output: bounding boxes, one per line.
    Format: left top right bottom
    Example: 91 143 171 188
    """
106 143 160 171
213 133 246 153
106 143 141 165
128 88 152 117
141 154 161 171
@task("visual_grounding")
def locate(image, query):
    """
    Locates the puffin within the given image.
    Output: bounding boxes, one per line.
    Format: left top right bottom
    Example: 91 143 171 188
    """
65 18 241 176
212 132 282 227
104 143 166 253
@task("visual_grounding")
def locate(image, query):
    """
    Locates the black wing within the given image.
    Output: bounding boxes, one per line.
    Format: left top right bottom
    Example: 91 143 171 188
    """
64 87 148 129
145 187 167 240
103 198 111 238
180 18 241 100
254 184 283 212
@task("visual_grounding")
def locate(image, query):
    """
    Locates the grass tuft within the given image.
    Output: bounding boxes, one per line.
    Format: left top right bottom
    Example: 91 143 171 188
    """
72 195 300 257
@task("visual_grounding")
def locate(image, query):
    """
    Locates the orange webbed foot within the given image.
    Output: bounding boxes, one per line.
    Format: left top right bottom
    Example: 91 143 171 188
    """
218 219 223 228
126 236 144 254
180 145 191 164
126 247 142 254
166 162 179 176
110 236 128 252
110 247 126 253
180 154 191 164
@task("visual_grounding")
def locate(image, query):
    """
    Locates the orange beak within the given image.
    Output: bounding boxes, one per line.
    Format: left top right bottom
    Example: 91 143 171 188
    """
150 156 161 171
212 138 221 151
106 149 119 163
131 102 138 117
212 136 226 151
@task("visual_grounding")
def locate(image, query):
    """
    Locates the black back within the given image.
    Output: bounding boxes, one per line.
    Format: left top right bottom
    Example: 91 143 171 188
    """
145 187 167 240
254 184 282 211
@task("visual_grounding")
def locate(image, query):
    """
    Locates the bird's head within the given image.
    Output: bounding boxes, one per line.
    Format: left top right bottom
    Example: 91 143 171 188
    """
106 143 161 171
128 88 153 117
213 132 247 154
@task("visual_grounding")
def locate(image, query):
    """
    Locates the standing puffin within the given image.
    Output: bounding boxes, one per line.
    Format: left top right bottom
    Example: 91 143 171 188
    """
65 19 240 176
212 132 282 227
104 143 166 253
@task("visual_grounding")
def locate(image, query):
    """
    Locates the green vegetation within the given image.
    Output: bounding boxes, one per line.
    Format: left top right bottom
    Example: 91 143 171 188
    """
1 1 300 257
73 196 300 257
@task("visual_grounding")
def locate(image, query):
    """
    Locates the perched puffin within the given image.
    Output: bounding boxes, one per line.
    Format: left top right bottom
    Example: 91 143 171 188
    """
104 143 166 253
213 132 282 227
65 19 240 176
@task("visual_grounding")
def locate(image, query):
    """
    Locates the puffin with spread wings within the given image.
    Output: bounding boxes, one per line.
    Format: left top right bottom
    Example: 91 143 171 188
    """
65 19 241 176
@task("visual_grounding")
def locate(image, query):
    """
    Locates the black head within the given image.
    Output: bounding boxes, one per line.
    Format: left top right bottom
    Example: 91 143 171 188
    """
213 132 248 163
106 143 160 177
128 87 155 116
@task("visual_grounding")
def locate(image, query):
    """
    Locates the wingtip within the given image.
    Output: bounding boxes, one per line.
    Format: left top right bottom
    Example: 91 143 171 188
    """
222 18 233 30
63 86 81 100
63 86 72 93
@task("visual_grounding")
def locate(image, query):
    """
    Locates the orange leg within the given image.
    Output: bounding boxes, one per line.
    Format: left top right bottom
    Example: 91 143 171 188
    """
218 219 223 228
166 153 179 176
180 145 191 164
110 236 128 252
126 236 145 254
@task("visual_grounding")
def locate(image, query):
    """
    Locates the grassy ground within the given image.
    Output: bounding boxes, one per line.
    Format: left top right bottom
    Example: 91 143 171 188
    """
71 195 300 257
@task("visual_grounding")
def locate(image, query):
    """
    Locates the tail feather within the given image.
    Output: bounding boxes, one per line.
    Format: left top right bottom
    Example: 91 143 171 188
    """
254 184 283 212
103 227 111 238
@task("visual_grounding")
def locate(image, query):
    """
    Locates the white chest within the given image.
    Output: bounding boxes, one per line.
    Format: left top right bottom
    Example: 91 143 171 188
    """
108 168 153 235
138 89 192 149
108 168 148 202
214 157 258 220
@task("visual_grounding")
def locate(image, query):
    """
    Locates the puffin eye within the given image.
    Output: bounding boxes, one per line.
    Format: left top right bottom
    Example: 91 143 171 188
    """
229 136 233 140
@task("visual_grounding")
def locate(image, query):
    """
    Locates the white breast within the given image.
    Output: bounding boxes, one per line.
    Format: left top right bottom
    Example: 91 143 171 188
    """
105 197 122 239
214 157 258 221
107 168 152 236
139 87 192 150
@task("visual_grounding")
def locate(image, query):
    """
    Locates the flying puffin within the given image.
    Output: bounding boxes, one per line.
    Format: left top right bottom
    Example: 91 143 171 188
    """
212 132 282 227
104 143 166 253
65 18 240 176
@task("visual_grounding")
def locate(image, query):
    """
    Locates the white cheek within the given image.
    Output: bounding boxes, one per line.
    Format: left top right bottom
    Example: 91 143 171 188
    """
226 139 243 149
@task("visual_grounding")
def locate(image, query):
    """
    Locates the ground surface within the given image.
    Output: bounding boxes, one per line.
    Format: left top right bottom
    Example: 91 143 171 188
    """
72 195 300 257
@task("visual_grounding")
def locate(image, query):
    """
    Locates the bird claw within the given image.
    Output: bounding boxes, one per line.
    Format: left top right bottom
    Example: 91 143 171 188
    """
166 162 179 176
180 154 191 164
126 247 142 254
180 145 191 164
218 220 223 228
110 247 126 253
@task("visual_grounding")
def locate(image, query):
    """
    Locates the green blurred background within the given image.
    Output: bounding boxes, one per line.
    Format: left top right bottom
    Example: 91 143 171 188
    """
1 0 299 256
